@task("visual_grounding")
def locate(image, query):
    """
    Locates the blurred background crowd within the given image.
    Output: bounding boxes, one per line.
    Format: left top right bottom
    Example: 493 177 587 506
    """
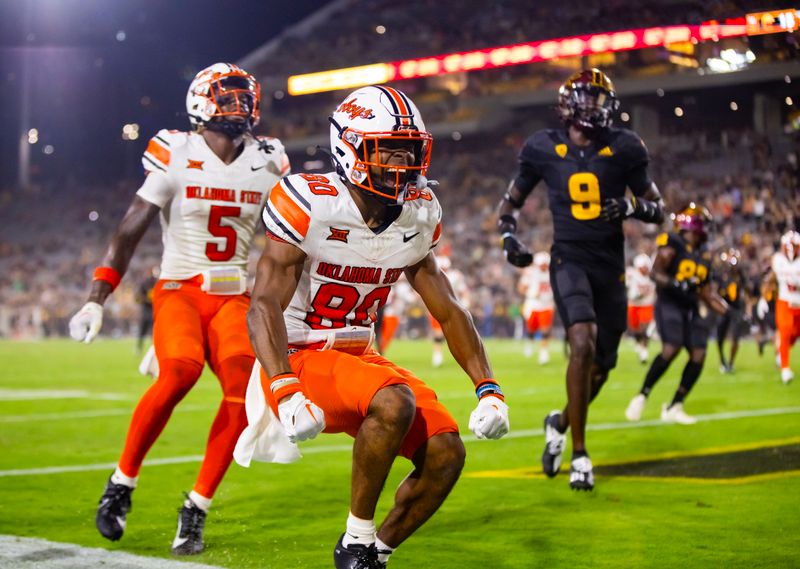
1 0 798 341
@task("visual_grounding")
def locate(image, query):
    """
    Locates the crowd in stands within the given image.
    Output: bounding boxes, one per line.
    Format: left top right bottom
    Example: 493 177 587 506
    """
1 122 797 340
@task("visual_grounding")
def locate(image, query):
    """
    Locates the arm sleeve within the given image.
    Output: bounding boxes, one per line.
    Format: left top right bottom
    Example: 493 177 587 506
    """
513 136 544 197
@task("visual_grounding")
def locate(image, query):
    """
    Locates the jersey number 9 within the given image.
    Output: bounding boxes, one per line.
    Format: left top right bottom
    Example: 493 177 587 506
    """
568 173 601 220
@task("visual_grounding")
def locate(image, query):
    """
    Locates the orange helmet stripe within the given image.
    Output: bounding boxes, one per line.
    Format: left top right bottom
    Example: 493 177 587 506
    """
381 85 412 126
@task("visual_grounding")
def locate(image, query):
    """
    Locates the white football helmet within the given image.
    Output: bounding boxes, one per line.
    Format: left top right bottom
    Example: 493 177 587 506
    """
633 253 652 271
533 252 550 269
781 230 800 261
329 85 432 202
186 63 260 136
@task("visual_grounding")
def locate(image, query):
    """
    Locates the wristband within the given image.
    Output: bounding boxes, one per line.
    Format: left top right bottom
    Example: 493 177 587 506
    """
267 372 302 402
93 266 122 291
475 379 504 401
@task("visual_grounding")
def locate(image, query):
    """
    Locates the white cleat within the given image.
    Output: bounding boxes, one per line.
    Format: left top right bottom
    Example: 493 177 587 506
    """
431 351 443 368
625 394 647 422
538 349 550 365
637 345 649 364
781 368 794 384
661 402 697 425
523 344 534 359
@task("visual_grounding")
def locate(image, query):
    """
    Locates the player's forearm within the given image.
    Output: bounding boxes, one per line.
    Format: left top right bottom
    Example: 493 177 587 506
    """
629 196 665 224
247 298 292 377
441 307 494 383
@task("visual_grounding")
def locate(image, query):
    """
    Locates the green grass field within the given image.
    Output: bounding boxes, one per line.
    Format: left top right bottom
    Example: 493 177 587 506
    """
1 338 799 568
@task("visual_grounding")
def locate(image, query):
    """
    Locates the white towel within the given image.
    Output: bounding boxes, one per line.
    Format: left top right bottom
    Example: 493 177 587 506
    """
233 360 302 466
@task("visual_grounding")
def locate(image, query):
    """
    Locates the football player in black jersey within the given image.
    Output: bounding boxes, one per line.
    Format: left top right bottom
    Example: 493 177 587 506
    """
624 205 729 425
714 248 750 374
497 69 664 490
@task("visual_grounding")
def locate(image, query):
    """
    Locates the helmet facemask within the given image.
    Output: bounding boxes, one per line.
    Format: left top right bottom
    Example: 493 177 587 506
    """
338 126 432 203
558 69 619 138
187 64 261 138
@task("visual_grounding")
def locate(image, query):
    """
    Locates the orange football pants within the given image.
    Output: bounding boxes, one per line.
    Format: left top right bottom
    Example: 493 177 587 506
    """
526 309 554 334
627 305 654 330
776 299 800 368
263 348 459 459
118 277 254 498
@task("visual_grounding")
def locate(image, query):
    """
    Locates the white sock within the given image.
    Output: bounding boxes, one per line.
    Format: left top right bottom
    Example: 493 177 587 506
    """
111 467 138 488
188 490 212 513
375 536 395 563
342 512 376 547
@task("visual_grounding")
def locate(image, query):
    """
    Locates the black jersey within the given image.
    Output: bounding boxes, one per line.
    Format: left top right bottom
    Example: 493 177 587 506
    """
515 127 652 269
656 232 713 307
716 267 747 309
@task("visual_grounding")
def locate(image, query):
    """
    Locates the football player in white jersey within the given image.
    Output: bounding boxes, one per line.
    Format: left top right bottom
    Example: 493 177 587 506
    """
760 230 800 383
518 251 555 364
245 85 508 568
68 63 289 554
626 253 656 364
429 254 471 367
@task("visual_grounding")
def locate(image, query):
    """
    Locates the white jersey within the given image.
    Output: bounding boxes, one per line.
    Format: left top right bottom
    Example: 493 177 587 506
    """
137 129 290 280
520 266 554 317
262 172 442 344
626 267 656 307
772 252 800 307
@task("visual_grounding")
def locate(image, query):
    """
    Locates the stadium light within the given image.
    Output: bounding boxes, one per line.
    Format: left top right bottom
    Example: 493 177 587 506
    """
122 123 140 141
27 128 38 144
42 144 54 155
375 25 386 34
788 97 794 106
620 112 630 122
674 107 684 117
730 101 739 111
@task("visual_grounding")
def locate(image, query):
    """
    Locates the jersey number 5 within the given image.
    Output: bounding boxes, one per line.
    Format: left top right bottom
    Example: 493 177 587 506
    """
206 205 241 261
568 172 601 220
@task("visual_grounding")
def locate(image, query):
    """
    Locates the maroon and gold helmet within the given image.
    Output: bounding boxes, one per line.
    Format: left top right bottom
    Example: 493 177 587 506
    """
557 68 619 137
671 202 713 241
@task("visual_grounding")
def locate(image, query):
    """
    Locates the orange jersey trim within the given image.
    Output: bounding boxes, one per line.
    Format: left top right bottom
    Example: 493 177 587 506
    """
146 139 171 167
268 181 310 238
432 221 442 246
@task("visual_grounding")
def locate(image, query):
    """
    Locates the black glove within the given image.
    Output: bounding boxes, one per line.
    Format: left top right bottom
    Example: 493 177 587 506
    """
600 197 634 222
502 234 533 267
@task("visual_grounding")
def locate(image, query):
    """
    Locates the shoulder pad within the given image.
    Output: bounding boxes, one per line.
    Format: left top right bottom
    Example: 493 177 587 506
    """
263 173 340 243
613 128 649 161
521 129 563 161
142 129 188 174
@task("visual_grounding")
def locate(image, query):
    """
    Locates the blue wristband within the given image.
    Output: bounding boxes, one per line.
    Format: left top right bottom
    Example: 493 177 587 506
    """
475 380 504 401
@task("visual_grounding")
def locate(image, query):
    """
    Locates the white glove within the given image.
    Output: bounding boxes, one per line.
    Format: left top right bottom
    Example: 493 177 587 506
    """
756 297 769 320
277 391 326 443
469 395 509 440
69 302 104 344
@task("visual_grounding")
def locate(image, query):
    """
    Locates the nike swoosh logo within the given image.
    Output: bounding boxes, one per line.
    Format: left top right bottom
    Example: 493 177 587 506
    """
250 164 266 171
403 232 420 242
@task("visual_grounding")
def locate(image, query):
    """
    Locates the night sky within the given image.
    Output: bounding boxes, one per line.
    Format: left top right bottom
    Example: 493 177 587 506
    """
0 0 328 188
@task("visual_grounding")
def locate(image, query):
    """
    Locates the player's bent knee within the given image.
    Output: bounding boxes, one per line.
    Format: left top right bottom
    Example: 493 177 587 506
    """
425 433 466 481
370 384 416 430
158 358 204 392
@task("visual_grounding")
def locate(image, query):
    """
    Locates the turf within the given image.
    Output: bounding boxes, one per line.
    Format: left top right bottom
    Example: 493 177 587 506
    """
1 338 798 568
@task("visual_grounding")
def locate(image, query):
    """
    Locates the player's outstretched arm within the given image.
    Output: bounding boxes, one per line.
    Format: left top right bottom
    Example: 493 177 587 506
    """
69 196 160 343
497 181 533 268
405 253 508 439
247 237 324 442
699 284 730 316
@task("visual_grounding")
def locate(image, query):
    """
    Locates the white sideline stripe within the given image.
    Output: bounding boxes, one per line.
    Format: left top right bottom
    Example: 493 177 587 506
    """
0 389 131 402
1 407 798 478
0 404 214 423
0 535 224 569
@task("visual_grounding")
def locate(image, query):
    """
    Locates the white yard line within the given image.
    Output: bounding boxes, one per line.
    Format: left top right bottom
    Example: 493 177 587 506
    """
0 389 131 402
0 404 214 423
0 535 224 569
1 406 798 478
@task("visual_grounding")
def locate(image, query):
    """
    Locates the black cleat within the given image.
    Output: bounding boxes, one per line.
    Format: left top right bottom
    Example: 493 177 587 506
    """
96 476 133 541
333 533 386 569
569 456 595 491
541 410 566 478
171 498 207 556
